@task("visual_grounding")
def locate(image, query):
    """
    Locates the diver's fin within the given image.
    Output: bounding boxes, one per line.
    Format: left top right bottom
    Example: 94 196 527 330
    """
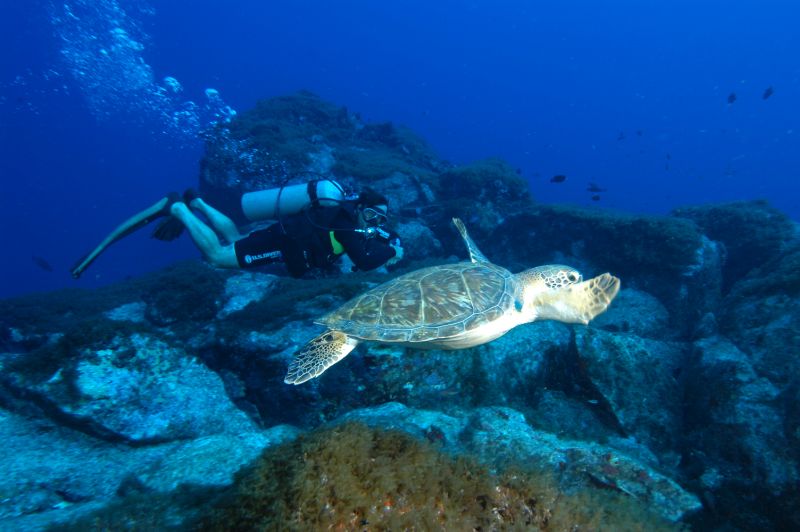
284 330 359 385
149 188 201 241
71 192 180 279
183 187 200 205
151 217 185 241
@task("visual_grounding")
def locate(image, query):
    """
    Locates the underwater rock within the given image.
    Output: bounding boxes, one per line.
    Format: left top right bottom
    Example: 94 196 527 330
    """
462 406 701 522
371 170 429 211
392 220 443 261
675 235 725 337
722 288 800 385
4 333 256 443
488 206 703 296
135 424 301 492
716 239 800 382
468 321 567 406
435 158 532 241
104 301 147 323
0 409 178 529
0 409 301 531
199 421 683 530
683 336 799 525
140 261 225 326
673 200 796 290
591 288 672 338
723 239 800 303
199 91 439 210
307 321 569 416
203 316 357 427
574 328 687 454
341 402 701 522
306 143 335 175
216 271 279 319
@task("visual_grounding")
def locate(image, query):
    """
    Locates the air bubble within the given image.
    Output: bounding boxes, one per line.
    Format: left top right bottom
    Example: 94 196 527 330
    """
42 0 236 148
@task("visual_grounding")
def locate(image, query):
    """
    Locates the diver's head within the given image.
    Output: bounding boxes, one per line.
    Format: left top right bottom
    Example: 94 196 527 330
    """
356 188 388 227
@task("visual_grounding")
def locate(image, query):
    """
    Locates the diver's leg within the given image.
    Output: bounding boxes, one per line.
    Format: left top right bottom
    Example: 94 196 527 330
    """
169 203 239 268
188 197 245 243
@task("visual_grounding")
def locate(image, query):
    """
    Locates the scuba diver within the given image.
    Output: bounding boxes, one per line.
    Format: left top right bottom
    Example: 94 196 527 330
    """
71 180 404 279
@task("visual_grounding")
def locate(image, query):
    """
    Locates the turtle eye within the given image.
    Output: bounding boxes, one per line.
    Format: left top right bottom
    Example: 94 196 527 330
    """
567 272 579 283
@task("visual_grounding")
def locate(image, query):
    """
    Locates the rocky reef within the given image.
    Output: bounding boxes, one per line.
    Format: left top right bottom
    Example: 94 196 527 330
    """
1 92 799 530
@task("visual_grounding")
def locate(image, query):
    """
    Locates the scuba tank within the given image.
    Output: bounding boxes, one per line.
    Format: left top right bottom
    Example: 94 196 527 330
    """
240 179 345 222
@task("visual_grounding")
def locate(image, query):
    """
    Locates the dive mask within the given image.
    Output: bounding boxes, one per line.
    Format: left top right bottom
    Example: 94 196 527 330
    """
362 206 388 226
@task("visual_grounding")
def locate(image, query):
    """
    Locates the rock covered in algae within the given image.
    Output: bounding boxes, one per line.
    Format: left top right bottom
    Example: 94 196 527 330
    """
199 421 684 531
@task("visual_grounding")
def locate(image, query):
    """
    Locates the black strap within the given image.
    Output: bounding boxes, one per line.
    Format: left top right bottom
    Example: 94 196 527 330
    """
306 180 320 208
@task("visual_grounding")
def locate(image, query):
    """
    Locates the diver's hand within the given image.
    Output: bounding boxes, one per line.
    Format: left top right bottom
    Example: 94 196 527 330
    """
386 239 404 266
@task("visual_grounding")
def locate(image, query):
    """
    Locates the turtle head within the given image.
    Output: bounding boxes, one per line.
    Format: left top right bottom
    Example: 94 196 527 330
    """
518 265 620 324
516 265 585 322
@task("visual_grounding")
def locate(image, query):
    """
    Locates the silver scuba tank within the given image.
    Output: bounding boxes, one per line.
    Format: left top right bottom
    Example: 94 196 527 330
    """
240 179 345 222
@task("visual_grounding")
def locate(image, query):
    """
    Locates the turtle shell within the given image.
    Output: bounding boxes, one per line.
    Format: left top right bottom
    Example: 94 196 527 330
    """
318 262 517 343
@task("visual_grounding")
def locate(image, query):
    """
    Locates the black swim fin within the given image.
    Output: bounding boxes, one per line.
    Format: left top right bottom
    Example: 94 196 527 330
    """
151 186 205 241
151 217 185 241
71 192 181 279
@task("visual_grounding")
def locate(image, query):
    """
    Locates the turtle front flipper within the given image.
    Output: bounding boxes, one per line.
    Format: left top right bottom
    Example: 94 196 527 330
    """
538 273 621 324
284 331 359 385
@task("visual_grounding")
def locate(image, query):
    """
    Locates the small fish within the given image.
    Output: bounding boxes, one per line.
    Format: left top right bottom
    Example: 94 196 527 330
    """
591 195 601 201
727 92 737 104
587 182 606 193
32 255 53 272
666 153 672 160
762 86 774 100
550 174 567 183
617 131 625 141
636 129 643 136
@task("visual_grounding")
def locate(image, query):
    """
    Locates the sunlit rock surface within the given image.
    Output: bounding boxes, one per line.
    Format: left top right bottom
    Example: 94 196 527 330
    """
1 93 799 530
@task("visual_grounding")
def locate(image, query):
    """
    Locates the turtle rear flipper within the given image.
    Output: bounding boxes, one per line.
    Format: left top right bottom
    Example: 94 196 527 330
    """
537 273 620 324
284 331 359 385
452 217 489 263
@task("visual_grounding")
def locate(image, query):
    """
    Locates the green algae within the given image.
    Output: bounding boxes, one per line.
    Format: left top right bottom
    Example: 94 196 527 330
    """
199 422 680 531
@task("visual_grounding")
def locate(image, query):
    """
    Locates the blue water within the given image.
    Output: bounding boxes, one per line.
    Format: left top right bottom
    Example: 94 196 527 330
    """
1 0 798 298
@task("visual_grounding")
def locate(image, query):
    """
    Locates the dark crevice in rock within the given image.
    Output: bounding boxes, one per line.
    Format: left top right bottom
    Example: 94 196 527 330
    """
544 329 627 437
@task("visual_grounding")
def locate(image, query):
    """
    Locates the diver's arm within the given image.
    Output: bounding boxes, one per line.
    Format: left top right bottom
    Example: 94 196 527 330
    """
335 228 398 271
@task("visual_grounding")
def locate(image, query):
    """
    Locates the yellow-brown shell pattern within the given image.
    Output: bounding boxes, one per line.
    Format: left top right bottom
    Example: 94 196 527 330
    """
319 262 515 342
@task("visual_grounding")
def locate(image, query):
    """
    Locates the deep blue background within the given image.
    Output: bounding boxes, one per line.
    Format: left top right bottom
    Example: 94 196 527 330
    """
1 0 798 298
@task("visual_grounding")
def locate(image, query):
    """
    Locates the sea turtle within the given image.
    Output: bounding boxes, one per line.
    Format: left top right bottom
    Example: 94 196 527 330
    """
284 218 620 384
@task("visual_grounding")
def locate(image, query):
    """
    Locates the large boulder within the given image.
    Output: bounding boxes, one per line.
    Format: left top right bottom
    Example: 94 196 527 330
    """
341 402 701 522
2 333 255 443
682 336 800 530
486 205 724 337
574 327 687 455
198 91 441 219
672 200 797 291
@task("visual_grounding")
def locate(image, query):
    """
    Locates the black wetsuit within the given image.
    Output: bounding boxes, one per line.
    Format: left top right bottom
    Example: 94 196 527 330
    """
233 203 399 277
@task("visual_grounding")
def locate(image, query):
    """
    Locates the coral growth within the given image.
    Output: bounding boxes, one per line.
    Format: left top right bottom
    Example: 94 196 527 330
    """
201 422 679 531
199 91 439 197
436 158 532 238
